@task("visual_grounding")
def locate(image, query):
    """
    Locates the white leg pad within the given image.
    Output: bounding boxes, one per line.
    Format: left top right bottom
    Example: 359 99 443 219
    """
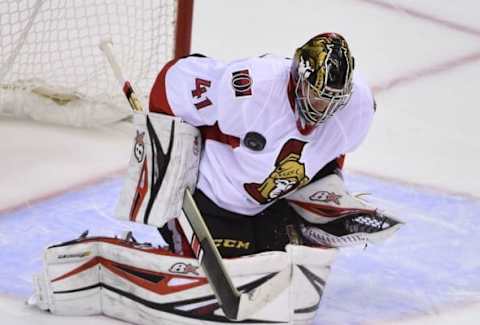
29 236 337 325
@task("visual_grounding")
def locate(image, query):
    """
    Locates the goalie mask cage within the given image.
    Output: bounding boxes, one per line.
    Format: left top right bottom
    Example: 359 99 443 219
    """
0 0 193 127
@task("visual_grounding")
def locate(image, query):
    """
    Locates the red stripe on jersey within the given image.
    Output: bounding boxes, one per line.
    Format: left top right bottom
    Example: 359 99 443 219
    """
200 123 240 148
149 58 181 115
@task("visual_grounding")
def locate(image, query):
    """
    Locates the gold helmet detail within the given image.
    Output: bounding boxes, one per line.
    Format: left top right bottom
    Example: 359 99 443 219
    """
291 33 355 134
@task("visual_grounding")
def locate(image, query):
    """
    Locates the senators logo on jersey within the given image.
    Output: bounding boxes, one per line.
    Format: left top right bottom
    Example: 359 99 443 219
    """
244 139 310 204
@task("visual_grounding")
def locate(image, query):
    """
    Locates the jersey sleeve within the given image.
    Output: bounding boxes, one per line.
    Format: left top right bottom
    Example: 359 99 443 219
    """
149 55 289 136
148 56 225 127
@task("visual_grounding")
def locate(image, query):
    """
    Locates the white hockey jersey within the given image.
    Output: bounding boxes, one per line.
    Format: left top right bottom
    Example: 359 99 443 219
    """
149 55 374 215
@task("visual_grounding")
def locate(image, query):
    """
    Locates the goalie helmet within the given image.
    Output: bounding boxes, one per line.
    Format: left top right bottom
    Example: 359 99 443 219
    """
290 33 355 135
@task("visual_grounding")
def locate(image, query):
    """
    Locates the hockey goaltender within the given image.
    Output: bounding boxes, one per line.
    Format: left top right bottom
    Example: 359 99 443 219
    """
29 33 403 325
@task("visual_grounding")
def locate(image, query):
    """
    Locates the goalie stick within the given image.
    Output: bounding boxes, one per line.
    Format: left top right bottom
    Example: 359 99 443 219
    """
99 40 288 321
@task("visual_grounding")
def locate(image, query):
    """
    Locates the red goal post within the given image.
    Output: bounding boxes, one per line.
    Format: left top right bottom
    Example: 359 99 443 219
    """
0 0 194 127
176 0 194 58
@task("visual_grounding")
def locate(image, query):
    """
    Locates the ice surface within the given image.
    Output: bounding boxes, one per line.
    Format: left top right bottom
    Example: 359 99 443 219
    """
1 173 479 324
1 0 479 324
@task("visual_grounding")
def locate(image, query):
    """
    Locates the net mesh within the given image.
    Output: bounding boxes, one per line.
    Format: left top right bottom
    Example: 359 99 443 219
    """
0 0 178 127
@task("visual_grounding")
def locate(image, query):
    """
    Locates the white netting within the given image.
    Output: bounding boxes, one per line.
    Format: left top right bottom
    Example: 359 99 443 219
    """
0 0 178 127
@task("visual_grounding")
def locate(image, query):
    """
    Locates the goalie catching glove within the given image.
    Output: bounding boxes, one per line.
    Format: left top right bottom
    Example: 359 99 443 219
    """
287 173 404 248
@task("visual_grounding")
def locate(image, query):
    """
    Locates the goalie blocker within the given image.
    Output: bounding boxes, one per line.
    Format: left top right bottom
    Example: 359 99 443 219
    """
115 112 201 227
29 233 337 325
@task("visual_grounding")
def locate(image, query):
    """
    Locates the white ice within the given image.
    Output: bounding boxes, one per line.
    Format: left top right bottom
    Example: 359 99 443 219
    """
1 0 480 324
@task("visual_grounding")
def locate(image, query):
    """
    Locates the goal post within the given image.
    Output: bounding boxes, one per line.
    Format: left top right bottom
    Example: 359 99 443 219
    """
0 0 194 127
175 0 194 58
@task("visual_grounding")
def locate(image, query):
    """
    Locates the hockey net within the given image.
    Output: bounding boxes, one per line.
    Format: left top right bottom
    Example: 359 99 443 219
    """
0 0 192 127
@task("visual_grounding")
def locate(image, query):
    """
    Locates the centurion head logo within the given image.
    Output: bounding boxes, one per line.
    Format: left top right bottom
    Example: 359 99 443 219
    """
244 139 310 204
133 130 145 163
